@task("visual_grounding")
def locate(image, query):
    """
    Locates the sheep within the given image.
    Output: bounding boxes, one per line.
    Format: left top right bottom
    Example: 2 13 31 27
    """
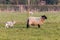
26 15 47 28
5 21 16 28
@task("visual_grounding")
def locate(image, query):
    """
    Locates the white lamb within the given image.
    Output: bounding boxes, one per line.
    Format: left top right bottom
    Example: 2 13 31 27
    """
5 21 16 28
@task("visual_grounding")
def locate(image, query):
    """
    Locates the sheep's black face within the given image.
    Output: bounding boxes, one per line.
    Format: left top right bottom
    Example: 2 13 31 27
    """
41 15 47 19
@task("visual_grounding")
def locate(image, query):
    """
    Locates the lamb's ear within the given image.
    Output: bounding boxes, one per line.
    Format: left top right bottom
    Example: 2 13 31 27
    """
5 21 7 24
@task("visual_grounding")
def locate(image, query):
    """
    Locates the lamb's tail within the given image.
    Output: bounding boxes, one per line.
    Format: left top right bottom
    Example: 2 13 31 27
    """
27 19 29 28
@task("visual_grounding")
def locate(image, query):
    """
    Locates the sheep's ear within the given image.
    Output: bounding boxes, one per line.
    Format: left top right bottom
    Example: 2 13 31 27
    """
45 17 47 19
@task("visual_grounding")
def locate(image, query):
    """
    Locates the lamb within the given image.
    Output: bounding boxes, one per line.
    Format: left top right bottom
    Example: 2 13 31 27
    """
26 15 47 28
5 21 16 28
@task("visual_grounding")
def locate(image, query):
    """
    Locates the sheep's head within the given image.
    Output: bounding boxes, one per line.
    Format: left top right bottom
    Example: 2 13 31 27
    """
41 15 47 20
12 21 16 24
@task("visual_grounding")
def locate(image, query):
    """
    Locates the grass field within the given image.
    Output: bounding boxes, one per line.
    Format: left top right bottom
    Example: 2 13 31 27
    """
0 11 60 40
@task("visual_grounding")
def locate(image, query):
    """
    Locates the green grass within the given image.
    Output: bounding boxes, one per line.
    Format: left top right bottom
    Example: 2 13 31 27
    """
0 11 60 40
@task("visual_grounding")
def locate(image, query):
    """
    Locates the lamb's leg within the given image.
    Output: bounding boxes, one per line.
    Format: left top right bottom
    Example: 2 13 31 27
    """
27 19 29 28
38 24 40 28
5 26 9 28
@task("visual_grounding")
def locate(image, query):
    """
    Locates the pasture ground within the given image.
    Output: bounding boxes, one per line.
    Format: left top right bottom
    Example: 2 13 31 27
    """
0 11 60 40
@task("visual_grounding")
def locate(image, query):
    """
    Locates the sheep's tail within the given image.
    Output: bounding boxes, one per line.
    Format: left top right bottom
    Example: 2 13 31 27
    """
27 19 29 28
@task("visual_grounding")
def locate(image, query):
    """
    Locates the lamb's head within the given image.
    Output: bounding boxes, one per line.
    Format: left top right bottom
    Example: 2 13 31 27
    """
12 21 16 24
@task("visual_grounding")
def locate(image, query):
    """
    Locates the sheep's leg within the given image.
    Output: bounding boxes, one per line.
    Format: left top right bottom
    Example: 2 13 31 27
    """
27 19 29 28
38 24 40 28
27 23 29 28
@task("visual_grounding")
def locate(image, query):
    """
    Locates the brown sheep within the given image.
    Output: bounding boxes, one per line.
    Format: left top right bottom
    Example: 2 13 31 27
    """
27 15 47 28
